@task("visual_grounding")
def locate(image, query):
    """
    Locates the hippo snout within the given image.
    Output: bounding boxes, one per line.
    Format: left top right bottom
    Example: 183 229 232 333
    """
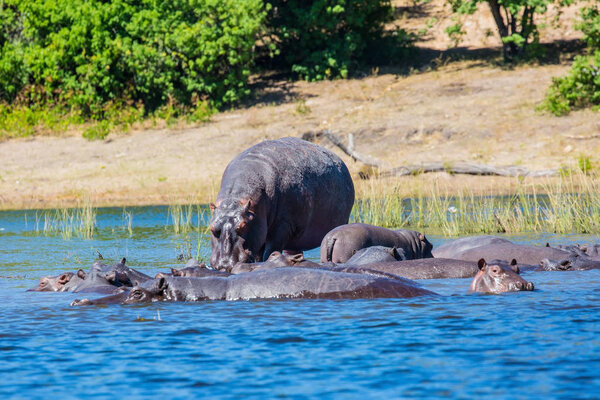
510 280 534 292
525 282 534 291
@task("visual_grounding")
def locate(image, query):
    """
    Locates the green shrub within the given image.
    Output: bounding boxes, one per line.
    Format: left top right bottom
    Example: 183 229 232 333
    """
264 0 398 80
0 0 267 116
543 51 600 116
578 4 600 51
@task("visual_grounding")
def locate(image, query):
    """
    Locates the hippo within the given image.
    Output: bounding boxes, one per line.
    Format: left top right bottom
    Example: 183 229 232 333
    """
320 223 433 263
209 137 355 271
91 258 152 286
344 246 406 266
230 251 322 274
469 259 534 294
155 258 221 278
72 265 127 294
445 242 570 266
71 267 437 305
432 235 512 258
27 272 83 292
539 253 600 271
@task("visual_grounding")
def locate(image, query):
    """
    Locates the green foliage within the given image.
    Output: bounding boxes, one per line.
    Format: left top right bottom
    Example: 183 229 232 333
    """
264 0 404 80
542 51 600 116
447 0 574 61
0 0 266 116
578 4 600 51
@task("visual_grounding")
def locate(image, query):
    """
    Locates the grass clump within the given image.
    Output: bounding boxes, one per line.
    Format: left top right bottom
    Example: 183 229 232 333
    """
34 201 97 239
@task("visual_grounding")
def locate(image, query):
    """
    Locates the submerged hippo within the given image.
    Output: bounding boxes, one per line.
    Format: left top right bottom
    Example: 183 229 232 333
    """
539 253 600 271
344 246 405 266
446 242 570 266
469 259 534 294
209 137 355 271
432 236 512 258
320 223 433 263
154 259 229 279
230 251 320 274
71 267 436 305
28 271 83 292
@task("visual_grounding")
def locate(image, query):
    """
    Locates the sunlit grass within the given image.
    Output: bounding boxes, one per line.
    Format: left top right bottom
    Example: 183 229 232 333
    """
351 172 600 235
34 200 97 239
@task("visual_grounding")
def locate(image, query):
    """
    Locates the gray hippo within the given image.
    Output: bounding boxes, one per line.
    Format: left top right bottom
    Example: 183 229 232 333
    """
432 236 512 258
539 253 600 271
344 246 405 266
210 137 355 271
154 259 229 278
439 240 570 266
320 223 433 263
469 259 534 293
71 267 436 305
230 251 319 274
27 271 83 292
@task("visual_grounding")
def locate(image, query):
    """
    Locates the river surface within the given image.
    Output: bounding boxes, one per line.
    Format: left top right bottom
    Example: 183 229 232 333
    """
1 207 599 399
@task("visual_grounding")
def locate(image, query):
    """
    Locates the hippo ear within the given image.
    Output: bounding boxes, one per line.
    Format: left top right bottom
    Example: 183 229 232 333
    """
511 259 517 266
120 257 126 265
477 258 486 271
209 203 216 213
171 268 183 277
267 251 282 261
58 273 72 284
77 269 87 280
392 247 404 260
419 233 425 241
546 243 550 247
157 277 168 292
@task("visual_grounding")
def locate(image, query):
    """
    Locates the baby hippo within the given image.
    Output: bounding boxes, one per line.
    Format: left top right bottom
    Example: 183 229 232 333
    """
470 259 534 294
320 223 433 263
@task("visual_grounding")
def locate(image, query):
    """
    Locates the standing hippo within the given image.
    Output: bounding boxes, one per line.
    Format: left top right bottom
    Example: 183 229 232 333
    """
469 259 534 294
320 223 433 263
210 137 355 271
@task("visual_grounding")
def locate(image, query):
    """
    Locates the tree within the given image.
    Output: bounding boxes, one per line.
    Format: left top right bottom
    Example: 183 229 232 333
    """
448 0 574 61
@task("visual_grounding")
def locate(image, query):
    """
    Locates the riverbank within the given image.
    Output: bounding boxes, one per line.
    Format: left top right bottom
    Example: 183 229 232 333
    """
1 58 599 210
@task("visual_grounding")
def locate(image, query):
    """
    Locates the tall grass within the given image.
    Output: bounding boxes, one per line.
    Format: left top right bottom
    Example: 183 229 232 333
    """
352 172 600 235
34 201 97 239
166 203 212 262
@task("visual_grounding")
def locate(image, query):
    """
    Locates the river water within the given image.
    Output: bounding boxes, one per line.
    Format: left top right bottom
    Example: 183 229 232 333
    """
0 207 599 399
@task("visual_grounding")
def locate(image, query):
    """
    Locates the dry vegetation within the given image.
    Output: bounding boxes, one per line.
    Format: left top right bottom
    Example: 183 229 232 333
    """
0 0 598 210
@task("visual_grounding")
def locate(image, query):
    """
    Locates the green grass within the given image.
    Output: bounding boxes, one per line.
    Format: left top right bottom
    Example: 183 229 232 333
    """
351 173 600 235
34 201 97 239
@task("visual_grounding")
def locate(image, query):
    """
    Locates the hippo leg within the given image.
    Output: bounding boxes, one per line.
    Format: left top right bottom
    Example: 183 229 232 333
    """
262 223 294 261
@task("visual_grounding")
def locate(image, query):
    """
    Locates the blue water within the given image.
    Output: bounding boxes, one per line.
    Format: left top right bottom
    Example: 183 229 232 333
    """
1 207 599 399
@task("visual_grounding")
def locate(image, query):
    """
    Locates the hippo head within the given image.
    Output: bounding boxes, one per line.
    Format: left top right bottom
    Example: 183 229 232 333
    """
539 258 572 271
28 272 75 292
209 199 265 271
469 259 534 294
123 278 167 304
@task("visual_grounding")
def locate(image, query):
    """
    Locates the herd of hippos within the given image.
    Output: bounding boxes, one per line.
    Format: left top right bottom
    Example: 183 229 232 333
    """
29 138 600 305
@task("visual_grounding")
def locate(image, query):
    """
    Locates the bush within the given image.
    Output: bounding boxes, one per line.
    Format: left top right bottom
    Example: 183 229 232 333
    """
0 0 267 116
578 4 600 51
264 0 397 80
542 3 600 116
543 51 600 116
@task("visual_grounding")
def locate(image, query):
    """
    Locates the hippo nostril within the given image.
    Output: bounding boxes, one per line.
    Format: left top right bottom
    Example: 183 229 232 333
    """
515 281 523 289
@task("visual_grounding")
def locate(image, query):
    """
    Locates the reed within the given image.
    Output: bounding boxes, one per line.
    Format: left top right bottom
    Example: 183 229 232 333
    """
352 172 600 235
34 200 97 239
